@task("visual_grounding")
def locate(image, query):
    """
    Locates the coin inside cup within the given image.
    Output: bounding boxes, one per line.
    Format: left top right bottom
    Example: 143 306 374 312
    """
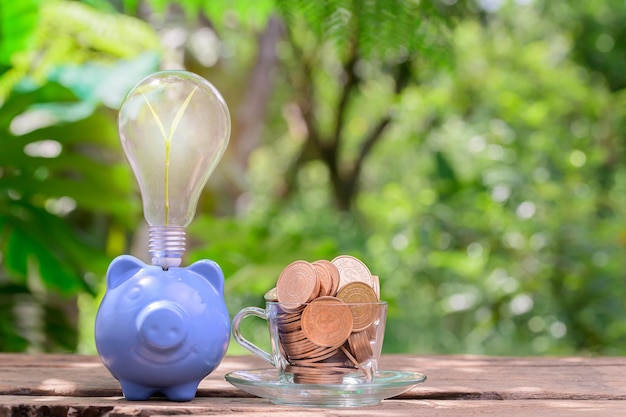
269 300 387 384
232 256 387 385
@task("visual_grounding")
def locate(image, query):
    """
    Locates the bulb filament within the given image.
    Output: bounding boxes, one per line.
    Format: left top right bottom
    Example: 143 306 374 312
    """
141 86 199 226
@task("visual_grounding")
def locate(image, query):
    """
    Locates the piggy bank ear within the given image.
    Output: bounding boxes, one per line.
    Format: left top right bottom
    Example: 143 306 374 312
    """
188 259 225 296
106 255 145 289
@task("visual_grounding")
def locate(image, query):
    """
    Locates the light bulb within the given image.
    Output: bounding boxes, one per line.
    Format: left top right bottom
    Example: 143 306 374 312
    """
118 71 230 269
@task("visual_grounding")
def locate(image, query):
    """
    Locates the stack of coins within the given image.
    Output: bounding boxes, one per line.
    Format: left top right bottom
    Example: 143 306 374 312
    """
264 255 381 384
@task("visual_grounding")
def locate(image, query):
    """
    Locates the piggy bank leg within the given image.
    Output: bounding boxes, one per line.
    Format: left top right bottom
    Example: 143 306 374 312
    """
163 381 201 402
119 380 158 401
119 379 199 402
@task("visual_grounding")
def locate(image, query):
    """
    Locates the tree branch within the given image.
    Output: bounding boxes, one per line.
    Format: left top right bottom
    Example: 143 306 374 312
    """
341 59 415 209
278 23 322 199
329 35 360 152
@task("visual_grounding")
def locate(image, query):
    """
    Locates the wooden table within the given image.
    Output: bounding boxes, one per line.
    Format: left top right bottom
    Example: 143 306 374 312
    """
1 354 625 416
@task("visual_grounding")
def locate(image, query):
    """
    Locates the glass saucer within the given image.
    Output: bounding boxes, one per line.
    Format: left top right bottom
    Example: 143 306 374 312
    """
224 369 427 408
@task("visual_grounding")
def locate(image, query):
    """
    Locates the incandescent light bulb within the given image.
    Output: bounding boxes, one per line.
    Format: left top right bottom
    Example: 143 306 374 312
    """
118 71 230 269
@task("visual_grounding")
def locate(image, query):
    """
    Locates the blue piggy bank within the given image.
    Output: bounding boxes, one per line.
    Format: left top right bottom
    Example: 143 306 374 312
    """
95 255 230 401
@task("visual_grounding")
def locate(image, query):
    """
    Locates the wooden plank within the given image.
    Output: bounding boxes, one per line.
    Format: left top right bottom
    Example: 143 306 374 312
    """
382 354 626 400
0 396 624 417
1 354 625 401
0 354 121 397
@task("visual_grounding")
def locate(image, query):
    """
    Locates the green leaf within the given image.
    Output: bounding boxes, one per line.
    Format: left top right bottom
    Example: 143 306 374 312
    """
0 0 42 65
4 226 30 280
0 204 110 295
48 52 161 109
16 111 119 150
202 0 275 29
0 1 162 102
275 0 451 61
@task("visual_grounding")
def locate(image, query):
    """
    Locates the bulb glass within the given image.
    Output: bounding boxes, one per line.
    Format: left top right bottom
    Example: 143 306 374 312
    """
118 71 230 267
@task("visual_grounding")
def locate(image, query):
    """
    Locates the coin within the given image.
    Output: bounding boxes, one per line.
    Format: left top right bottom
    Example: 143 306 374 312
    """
312 260 340 296
312 261 334 296
336 282 379 331
276 313 302 328
294 375 342 384
366 323 377 339
290 350 344 366
276 311 302 324
269 255 382 384
287 345 329 360
276 260 320 309
348 330 373 363
317 350 350 366
292 370 345 384
288 364 348 384
305 346 341 362
371 275 380 300
264 287 278 301
277 320 302 333
285 365 349 374
276 313 302 326
282 340 318 358
301 297 353 348
331 255 373 289
279 329 307 343
292 359 345 367
340 345 367 374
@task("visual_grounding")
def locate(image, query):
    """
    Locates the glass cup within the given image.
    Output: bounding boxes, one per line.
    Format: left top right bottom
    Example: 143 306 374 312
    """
232 301 387 384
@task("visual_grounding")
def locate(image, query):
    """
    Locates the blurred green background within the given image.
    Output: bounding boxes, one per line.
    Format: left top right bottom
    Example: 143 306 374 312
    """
1 0 625 356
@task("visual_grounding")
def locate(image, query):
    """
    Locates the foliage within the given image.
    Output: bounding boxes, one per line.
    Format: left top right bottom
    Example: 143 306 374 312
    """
543 0 626 92
1 0 626 357
0 0 160 101
0 0 160 351
359 6 626 354
189 0 626 355
270 0 451 210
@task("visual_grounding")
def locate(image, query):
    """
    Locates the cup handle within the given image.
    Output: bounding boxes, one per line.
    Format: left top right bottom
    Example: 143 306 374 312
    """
231 306 274 366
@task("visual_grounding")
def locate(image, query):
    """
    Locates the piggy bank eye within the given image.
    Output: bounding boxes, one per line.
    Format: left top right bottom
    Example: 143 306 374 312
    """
127 285 142 300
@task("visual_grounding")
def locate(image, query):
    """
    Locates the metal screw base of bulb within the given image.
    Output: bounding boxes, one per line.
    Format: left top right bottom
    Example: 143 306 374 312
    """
149 225 186 269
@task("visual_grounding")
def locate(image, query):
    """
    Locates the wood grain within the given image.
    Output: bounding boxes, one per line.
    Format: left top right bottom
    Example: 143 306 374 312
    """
1 397 625 417
1 354 625 416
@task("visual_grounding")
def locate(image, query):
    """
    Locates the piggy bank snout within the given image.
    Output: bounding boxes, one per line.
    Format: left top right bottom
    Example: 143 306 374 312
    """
137 301 187 351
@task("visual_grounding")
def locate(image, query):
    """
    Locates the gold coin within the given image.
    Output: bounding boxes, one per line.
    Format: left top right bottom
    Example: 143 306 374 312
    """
276 260 320 308
301 297 353 348
336 282 379 331
331 255 373 289
312 260 340 296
